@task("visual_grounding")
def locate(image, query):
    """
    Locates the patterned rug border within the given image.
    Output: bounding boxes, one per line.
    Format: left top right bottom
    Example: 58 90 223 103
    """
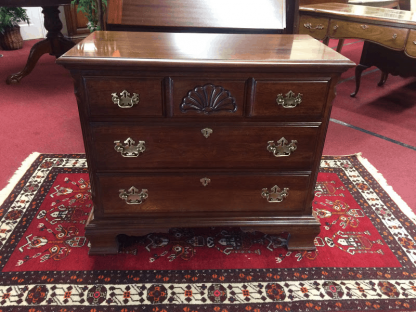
0 153 87 208
0 152 40 207
355 153 416 225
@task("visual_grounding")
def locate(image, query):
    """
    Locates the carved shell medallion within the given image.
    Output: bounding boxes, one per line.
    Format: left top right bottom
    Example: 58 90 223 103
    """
180 84 237 114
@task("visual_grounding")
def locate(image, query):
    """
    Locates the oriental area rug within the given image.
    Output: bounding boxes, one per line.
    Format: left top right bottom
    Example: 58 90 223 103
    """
0 154 415 312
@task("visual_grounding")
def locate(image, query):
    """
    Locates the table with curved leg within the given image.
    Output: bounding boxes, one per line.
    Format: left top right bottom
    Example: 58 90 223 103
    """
299 3 416 97
351 40 416 97
0 0 75 84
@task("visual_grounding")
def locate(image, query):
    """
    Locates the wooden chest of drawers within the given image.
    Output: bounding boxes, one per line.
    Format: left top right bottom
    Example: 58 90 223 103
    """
58 31 354 255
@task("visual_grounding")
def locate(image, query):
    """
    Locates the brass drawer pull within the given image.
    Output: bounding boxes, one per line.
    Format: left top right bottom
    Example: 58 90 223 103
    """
333 25 339 30
413 41 416 45
262 185 289 203
201 128 213 138
361 25 369 30
200 177 211 186
114 137 145 157
119 187 148 204
276 91 302 108
112 90 139 108
267 137 297 157
392 34 397 39
304 23 325 30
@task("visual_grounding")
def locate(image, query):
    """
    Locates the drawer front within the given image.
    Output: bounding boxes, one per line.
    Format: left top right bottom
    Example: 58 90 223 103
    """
171 79 246 117
97 173 311 215
405 30 416 58
250 80 329 118
91 124 321 170
329 19 408 50
298 15 329 40
84 77 164 117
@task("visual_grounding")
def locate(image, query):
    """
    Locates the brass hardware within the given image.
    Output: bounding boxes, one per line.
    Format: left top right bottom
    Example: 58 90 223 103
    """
261 185 289 203
267 138 297 157
413 41 416 45
200 177 211 186
201 128 213 138
303 23 324 30
392 34 397 39
111 90 139 108
276 91 302 108
333 25 339 30
119 187 148 204
114 137 145 157
361 25 369 30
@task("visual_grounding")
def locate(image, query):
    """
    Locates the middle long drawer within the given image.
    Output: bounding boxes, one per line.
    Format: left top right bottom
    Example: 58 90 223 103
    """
90 123 321 170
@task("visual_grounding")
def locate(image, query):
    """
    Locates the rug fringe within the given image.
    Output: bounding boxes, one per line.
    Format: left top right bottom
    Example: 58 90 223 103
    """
323 152 362 157
0 152 40 206
357 154 416 225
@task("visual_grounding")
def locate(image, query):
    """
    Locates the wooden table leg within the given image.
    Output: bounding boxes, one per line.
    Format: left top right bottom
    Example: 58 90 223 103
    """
378 71 389 86
6 6 74 85
336 39 345 53
350 64 370 97
350 41 373 98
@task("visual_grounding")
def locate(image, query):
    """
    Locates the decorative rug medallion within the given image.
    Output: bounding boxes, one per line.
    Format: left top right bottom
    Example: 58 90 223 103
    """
0 154 415 311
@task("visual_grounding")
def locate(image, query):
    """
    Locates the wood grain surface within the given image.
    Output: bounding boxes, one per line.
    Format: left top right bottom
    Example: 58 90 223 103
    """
329 19 408 49
97 172 311 214
58 32 354 68
90 123 320 171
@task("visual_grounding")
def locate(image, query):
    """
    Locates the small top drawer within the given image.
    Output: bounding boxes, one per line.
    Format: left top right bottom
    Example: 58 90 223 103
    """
249 80 329 118
299 15 329 40
405 30 416 58
84 77 164 117
329 19 408 50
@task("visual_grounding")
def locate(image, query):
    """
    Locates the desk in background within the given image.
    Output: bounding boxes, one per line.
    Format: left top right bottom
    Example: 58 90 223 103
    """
299 3 416 96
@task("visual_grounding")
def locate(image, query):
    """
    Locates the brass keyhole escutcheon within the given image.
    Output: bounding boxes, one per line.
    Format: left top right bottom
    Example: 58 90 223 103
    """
201 128 213 138
200 177 211 186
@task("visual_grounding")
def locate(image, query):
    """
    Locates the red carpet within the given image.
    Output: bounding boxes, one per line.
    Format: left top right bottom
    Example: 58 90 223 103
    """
0 154 415 311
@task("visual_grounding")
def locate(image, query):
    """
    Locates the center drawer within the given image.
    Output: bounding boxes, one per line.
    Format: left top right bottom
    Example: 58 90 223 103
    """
90 123 321 170
96 172 312 215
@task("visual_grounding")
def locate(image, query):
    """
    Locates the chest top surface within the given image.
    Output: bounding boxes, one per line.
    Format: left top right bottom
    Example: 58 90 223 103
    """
57 31 354 69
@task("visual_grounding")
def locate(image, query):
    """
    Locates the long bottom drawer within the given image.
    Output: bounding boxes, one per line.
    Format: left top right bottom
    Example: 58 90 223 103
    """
95 172 312 215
